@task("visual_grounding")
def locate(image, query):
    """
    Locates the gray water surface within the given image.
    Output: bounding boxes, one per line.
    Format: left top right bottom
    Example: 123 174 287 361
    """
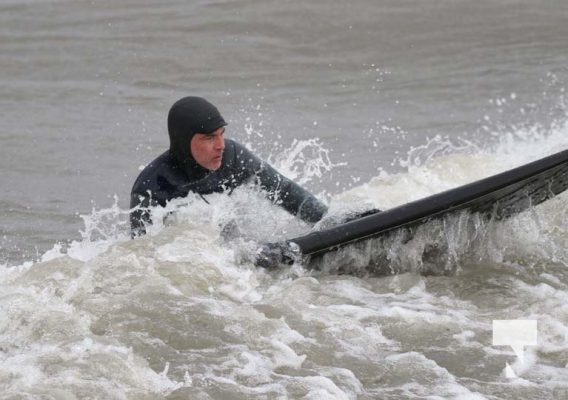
2 0 566 265
1 1 568 399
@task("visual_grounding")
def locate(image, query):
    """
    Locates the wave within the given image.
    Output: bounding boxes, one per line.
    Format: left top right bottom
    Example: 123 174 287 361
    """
2 118 568 398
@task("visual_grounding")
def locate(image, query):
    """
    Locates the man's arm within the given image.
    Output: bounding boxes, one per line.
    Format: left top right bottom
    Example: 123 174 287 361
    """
255 162 328 223
230 142 327 223
129 152 179 238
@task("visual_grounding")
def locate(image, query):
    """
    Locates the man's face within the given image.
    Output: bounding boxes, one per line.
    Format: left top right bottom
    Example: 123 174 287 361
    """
190 127 225 171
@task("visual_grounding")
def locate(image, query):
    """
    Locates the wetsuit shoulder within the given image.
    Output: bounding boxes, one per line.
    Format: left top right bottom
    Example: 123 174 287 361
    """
224 140 328 223
130 151 188 207
211 139 263 187
129 151 188 236
220 139 257 169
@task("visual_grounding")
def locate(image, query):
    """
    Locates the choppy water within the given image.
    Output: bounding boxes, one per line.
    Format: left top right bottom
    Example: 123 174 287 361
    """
1 0 568 398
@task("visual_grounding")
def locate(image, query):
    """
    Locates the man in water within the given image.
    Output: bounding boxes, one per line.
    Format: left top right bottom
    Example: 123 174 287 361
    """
130 96 328 237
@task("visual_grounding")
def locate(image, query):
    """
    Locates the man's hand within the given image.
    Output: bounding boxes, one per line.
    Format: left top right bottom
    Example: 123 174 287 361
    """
254 242 302 269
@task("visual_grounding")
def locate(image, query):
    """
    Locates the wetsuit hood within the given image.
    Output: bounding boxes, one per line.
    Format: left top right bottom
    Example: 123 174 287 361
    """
167 96 227 178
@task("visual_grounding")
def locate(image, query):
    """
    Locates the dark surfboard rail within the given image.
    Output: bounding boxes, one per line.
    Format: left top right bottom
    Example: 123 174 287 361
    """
289 149 568 258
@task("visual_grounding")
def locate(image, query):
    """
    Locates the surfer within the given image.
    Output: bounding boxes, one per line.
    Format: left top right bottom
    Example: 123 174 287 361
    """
130 96 328 237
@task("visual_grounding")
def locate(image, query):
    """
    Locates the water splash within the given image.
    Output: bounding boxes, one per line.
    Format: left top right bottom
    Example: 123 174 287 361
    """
3 100 568 399
317 114 568 277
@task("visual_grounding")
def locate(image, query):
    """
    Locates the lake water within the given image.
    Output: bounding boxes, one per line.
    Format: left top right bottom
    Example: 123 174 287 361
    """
1 0 568 398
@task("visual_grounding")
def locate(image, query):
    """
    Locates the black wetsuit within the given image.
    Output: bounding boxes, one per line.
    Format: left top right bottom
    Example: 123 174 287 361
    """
130 138 328 236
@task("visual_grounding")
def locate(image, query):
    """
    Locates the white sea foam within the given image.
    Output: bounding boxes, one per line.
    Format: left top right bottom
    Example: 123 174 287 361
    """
3 120 568 398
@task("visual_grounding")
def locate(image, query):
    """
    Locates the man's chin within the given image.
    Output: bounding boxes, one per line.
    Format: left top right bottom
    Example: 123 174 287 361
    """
208 161 222 171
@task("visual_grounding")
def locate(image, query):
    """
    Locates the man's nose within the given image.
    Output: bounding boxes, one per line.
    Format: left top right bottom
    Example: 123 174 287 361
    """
214 136 225 150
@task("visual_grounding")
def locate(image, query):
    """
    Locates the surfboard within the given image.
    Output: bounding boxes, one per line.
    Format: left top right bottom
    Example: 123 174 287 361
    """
255 149 568 269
